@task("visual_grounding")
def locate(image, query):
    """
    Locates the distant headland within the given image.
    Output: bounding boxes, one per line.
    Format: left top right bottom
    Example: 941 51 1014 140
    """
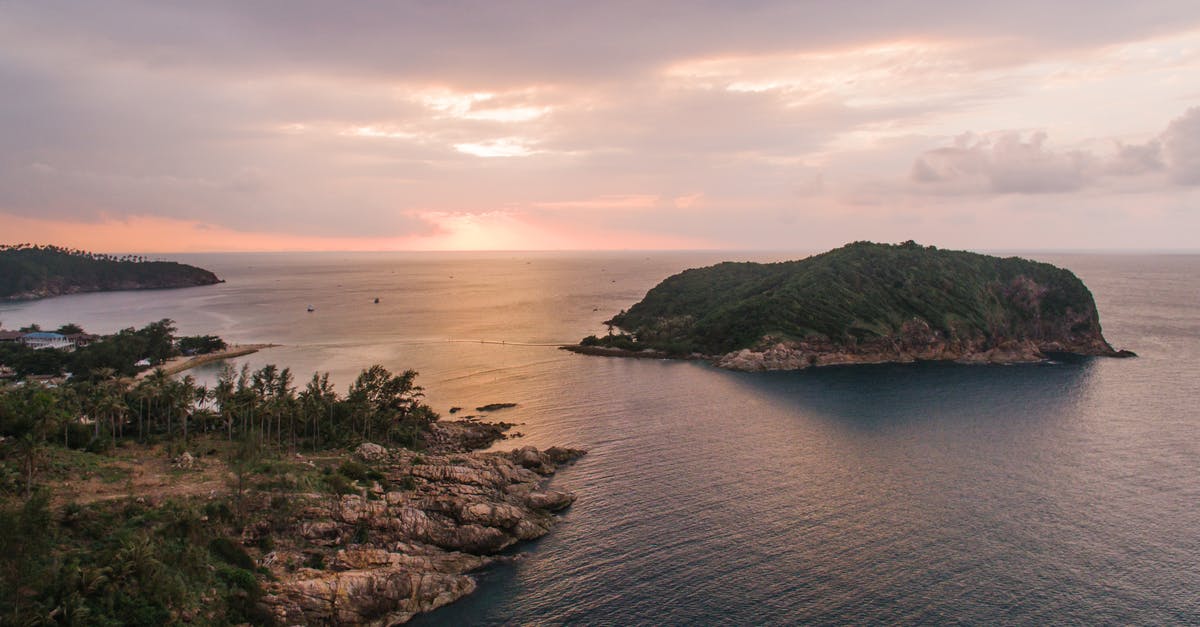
0 244 222 301
568 241 1134 371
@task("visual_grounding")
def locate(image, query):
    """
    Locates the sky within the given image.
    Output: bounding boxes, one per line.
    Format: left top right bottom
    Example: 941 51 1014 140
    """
1 1 1199 252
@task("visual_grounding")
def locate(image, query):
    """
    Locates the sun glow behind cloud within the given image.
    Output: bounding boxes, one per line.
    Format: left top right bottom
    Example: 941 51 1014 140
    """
1 3 1200 251
453 138 538 158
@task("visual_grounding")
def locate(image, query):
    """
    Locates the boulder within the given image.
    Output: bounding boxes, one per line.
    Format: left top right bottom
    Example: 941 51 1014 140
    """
355 442 389 462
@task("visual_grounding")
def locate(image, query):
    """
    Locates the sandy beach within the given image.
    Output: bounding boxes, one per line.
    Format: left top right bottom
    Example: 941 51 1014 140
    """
137 343 275 378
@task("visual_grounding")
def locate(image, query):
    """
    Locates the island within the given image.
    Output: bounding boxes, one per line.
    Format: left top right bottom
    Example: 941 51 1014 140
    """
569 241 1133 371
0 244 222 301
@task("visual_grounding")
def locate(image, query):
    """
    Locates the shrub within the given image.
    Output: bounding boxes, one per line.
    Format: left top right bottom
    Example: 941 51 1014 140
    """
209 537 255 570
324 473 355 496
304 552 325 570
256 534 275 552
337 460 370 482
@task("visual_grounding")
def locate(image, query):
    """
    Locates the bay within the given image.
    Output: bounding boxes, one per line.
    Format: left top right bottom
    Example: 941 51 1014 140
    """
2 251 1197 624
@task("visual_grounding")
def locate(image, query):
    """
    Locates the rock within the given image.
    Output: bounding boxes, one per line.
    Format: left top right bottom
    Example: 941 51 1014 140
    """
259 444 587 624
512 446 543 469
543 447 583 464
355 442 388 462
424 420 512 454
525 490 576 511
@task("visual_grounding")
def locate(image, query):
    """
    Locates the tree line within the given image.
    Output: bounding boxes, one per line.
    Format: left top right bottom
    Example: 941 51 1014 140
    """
1 358 437 498
0 243 153 263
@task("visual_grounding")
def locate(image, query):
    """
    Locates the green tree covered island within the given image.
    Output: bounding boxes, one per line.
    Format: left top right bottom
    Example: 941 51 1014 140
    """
0 244 221 301
574 241 1133 370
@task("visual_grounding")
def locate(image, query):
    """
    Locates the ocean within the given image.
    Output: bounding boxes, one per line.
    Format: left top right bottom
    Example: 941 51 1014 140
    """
2 251 1198 624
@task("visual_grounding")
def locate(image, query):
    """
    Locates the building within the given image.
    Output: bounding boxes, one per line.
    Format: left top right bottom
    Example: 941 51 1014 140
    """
66 333 99 348
20 331 75 350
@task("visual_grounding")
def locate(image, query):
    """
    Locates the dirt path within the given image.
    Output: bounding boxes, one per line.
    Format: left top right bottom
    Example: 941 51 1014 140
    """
51 445 232 507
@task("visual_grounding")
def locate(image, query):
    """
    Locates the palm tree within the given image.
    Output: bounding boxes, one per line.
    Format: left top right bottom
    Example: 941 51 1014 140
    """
140 368 172 436
214 364 236 440
192 382 210 434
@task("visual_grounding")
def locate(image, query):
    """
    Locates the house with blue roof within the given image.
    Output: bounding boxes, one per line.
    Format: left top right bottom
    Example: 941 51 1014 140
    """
21 331 75 351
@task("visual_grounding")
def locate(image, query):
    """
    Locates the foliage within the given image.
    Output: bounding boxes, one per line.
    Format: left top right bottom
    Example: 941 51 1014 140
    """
0 318 181 378
177 335 227 355
0 244 220 300
0 493 276 625
0 342 444 625
597 241 1104 354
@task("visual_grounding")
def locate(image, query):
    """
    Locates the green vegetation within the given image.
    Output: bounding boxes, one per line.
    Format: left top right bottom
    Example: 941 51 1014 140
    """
589 241 1108 355
0 322 440 622
0 343 444 624
0 319 184 379
0 493 277 625
177 335 227 356
0 244 221 301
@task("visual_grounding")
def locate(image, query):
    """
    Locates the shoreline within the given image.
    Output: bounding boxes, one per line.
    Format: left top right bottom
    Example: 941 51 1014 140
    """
138 343 276 378
21 419 584 625
561 342 1135 371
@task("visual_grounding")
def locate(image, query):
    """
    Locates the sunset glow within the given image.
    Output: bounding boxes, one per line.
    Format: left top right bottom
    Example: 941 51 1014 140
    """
1 3 1198 251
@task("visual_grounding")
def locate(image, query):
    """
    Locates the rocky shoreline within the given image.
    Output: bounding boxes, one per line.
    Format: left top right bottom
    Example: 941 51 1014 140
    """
2 276 224 302
256 434 585 625
564 318 1135 372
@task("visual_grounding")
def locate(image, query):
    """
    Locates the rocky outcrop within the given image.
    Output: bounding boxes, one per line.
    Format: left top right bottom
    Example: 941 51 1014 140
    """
423 420 514 454
258 444 585 625
714 317 1122 371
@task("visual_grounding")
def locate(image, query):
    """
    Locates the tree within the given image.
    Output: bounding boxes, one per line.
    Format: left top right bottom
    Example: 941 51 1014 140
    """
138 319 178 365
55 323 85 335
213 364 237 440
177 335 226 355
1 388 70 495
228 434 261 524
346 366 432 445
299 372 337 449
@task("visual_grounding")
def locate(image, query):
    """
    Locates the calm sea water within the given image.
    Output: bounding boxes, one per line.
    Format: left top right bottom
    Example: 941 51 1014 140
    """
2 251 1198 625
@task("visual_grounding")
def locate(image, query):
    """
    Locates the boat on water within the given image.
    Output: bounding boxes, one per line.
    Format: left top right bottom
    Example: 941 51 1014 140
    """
306 305 315 312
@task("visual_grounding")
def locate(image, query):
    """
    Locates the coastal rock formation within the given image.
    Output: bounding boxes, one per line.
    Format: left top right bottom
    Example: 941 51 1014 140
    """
258 444 584 625
576 241 1132 371
423 420 514 454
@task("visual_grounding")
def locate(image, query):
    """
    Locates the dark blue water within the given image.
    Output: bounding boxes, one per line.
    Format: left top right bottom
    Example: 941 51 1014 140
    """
2 252 1197 624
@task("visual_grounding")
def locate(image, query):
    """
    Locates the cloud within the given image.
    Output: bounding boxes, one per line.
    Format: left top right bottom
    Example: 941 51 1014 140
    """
2 2 1200 250
1105 141 1165 176
1163 107 1200 184
911 132 1092 193
909 107 1200 195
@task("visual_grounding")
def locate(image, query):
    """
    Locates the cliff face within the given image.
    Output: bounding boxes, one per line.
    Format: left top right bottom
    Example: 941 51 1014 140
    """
583 242 1129 371
0 247 221 301
258 444 584 626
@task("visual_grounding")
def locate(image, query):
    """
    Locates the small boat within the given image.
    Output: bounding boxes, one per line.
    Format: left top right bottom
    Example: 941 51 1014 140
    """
306 305 315 312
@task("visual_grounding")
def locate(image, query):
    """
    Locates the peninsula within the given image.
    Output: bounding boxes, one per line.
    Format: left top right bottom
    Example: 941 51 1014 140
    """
0 244 221 301
570 241 1133 371
0 346 583 624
